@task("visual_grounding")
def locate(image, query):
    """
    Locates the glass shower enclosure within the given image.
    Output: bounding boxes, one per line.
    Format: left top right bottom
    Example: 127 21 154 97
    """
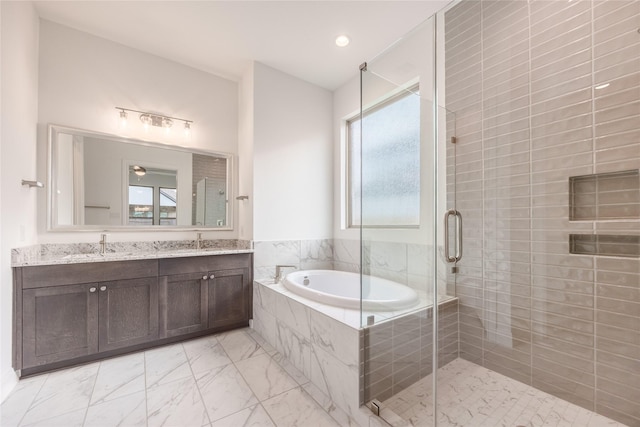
359 1 639 426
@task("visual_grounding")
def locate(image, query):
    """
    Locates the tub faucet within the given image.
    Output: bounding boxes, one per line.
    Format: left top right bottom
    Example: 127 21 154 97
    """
274 265 296 283
99 234 107 255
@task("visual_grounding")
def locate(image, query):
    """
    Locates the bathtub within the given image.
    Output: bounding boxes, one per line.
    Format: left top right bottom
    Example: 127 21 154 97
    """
282 269 419 311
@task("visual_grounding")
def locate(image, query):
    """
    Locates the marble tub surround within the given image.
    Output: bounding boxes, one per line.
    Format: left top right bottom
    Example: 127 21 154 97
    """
253 239 334 281
253 278 457 426
252 279 366 426
255 278 441 330
11 239 253 267
255 238 448 297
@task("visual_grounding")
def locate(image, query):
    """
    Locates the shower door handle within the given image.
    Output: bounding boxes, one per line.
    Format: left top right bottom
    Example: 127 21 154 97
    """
444 209 463 263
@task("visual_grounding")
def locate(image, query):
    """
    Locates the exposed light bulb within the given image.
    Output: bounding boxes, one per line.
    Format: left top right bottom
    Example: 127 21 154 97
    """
162 117 172 135
140 114 152 132
184 121 191 138
335 35 350 47
119 110 128 127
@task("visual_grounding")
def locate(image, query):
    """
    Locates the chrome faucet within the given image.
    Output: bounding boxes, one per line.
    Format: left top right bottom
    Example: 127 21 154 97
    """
274 265 296 283
196 232 203 250
99 234 107 255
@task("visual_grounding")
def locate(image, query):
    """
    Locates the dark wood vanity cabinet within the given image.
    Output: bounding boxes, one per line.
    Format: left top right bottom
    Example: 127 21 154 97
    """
208 268 249 329
14 253 252 376
158 254 252 338
97 277 159 352
22 283 99 368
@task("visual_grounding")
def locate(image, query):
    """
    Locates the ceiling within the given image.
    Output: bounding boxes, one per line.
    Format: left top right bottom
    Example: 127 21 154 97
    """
33 1 451 91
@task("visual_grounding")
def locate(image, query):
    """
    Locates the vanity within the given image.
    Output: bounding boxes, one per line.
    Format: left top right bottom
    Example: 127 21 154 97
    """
10 123 253 376
13 249 253 377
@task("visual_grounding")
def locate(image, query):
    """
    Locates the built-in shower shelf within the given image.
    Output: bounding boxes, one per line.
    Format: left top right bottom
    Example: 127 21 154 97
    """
569 169 640 221
570 234 640 258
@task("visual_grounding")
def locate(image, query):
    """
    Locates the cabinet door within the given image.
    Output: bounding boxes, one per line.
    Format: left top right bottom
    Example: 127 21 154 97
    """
208 268 250 329
22 284 98 368
159 272 208 338
98 277 158 352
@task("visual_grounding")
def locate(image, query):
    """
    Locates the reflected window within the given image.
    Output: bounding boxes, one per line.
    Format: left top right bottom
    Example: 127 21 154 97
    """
348 87 421 227
160 187 177 226
128 185 154 225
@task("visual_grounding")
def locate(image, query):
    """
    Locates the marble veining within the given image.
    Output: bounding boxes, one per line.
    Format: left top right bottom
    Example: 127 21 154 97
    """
89 353 145 405
383 358 627 427
1 328 365 427
11 239 253 267
1 327 615 427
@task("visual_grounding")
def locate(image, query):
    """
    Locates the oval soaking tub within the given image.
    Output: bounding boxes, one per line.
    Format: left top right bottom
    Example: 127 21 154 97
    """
282 270 419 311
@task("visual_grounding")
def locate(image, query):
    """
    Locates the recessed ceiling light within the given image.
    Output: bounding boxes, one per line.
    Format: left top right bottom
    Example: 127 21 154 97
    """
335 35 350 48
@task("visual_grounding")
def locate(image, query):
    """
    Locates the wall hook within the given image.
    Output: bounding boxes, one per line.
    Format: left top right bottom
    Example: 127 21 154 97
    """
22 180 44 188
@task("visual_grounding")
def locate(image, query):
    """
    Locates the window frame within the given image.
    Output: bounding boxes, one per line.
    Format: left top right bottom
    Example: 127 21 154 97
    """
159 186 177 226
345 84 421 229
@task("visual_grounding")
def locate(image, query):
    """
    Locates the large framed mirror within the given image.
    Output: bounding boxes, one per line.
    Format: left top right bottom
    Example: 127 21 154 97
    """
48 125 233 231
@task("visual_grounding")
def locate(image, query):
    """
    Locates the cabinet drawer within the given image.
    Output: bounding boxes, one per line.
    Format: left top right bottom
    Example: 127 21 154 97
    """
20 260 158 289
159 254 252 276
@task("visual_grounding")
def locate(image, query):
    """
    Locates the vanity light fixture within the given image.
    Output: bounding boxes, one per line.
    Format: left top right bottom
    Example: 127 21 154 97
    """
115 107 193 136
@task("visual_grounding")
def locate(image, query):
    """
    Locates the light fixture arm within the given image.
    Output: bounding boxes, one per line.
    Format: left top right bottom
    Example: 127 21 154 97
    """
115 107 193 135
115 107 193 125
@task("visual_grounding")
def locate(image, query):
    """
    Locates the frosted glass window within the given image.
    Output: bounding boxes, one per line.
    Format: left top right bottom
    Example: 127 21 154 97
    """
348 90 420 227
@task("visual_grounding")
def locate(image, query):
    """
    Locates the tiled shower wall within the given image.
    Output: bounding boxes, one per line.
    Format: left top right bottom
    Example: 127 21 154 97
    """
445 1 640 425
363 299 458 403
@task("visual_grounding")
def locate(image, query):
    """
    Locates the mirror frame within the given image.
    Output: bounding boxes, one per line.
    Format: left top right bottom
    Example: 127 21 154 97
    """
47 124 234 232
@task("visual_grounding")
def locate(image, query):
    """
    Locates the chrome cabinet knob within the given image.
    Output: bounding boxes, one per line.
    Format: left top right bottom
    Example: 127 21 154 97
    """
209 274 215 280
100 285 107 291
89 287 97 293
202 275 208 280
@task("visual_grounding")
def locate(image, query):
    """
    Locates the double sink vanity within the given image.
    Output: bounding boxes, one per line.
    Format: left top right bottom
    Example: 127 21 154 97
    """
12 124 253 376
12 243 253 377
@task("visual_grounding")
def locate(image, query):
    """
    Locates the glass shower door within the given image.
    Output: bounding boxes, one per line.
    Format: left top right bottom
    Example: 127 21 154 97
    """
358 14 453 426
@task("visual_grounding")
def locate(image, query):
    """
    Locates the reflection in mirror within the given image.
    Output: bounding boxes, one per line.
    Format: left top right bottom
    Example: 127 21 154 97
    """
127 166 177 225
49 125 232 230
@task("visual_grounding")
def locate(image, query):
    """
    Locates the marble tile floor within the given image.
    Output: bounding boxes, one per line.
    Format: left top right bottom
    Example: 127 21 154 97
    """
0 328 349 427
383 358 627 427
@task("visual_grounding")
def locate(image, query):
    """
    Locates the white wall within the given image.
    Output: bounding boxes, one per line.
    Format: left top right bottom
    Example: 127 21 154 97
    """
37 20 239 243
237 64 254 240
0 1 40 400
252 63 333 241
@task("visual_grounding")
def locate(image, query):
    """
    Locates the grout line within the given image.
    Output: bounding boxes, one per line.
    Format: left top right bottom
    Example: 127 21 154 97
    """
526 0 535 387
590 0 599 413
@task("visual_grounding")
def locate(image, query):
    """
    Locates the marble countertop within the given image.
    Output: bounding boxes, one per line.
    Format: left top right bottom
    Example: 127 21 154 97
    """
13 246 253 267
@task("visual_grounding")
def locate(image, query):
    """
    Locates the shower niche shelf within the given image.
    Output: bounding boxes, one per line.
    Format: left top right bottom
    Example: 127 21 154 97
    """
569 169 640 221
570 234 640 258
